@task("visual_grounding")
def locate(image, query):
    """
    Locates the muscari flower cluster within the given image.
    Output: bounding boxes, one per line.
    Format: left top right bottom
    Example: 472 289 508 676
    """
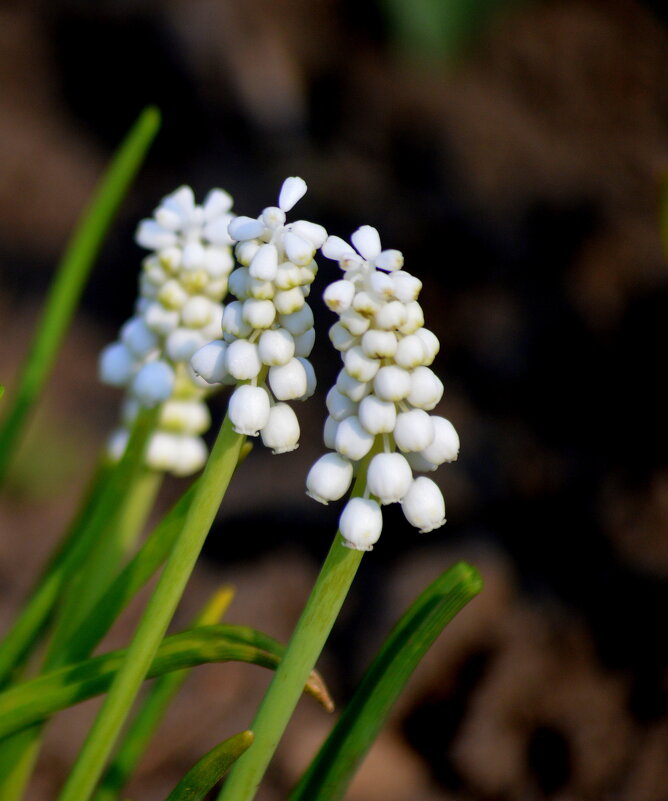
98 186 235 475
306 226 460 550
190 177 325 453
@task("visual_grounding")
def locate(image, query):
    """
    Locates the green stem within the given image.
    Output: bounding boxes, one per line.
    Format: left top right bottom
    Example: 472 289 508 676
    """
56 415 244 801
0 106 160 485
217 466 373 801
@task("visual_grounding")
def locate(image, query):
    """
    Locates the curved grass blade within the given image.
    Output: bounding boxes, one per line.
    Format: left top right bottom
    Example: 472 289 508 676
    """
165 731 254 801
0 624 330 741
93 588 236 801
288 561 482 801
0 106 161 484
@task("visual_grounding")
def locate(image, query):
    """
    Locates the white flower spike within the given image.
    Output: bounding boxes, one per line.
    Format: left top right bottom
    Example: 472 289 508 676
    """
307 226 458 549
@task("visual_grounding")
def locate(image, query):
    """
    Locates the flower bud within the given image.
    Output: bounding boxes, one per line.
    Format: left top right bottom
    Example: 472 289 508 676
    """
367 452 413 504
420 417 459 464
374 301 406 331
374 249 404 272
401 477 446 532
329 322 358 352
296 357 317 399
344 346 380 382
222 301 253 338
131 361 175 407
393 409 434 452
228 385 270 435
414 327 440 364
324 279 355 312
228 216 265 241
249 243 279 281
358 394 397 434
190 340 228 384
394 334 427 369
389 271 422 302
361 330 397 359
225 339 262 380
166 328 205 362
323 415 339 449
306 452 354 504
268 358 308 400
273 287 305 315
279 305 314 335
351 225 381 261
146 432 179 471
397 300 424 334
407 366 443 410
293 326 315 358
278 176 307 212
242 298 276 329
284 232 315 266
143 302 180 335
339 308 370 336
336 370 371 402
373 365 411 402
181 296 213 328
261 403 300 453
171 435 208 476
121 317 159 358
334 415 375 460
340 497 382 551
326 387 357 421
258 328 295 366
99 343 135 387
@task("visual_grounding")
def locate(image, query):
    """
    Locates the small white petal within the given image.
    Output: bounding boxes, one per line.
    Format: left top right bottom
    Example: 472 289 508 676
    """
283 232 315 266
306 452 353 504
261 206 286 228
290 220 327 247
339 308 370 336
99 342 135 387
228 268 251 299
278 176 307 212
273 287 305 315
361 329 397 359
261 403 300 453
407 366 444 410
390 271 422 302
182 241 206 270
393 409 434 452
334 415 374 461
131 361 175 407
158 279 189 310
322 235 358 262
373 365 411 402
401 477 446 532
228 385 271 435
374 249 404 272
367 452 413 504
339 497 382 551
274 261 303 290
258 328 295 366
374 301 407 331
397 300 424 335
235 240 261 267
358 394 396 434
394 334 428 369
249 243 279 281
405 451 438 473
268 358 308 400
146 432 179 472
225 339 262 380
204 216 235 246
351 226 381 261
190 340 228 384
242 298 276 329
323 280 356 312
228 216 265 241
204 246 234 278
343 346 380 382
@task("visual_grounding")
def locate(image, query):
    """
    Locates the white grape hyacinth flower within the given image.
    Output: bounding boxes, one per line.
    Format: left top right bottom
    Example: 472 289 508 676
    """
190 177 325 453
308 226 458 550
99 185 235 476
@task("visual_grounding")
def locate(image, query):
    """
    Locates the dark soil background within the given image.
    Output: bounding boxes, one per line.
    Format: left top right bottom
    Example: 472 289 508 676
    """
2 0 668 799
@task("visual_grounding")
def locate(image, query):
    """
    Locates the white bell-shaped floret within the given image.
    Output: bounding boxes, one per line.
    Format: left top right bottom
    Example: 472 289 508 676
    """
323 415 339 449
181 296 213 328
306 452 353 504
203 187 233 219
296 357 317 399
389 271 422 302
293 327 315 358
322 235 358 262
99 342 135 387
228 268 251 299
136 220 178 250
131 361 175 407
398 300 424 335
374 249 404 272
393 409 434 452
284 232 315 266
228 216 265 241
261 403 300 453
290 219 328 247
278 176 307 212
367 452 413 504
157 279 189 309
334 415 375 461
394 335 428 369
182 241 206 270
222 301 253 338
373 365 411 402
329 322 358 352
401 477 446 532
171 436 208 476
420 417 460 464
249 243 279 281
160 400 210 435
121 317 159 358
351 225 381 261
326 387 357 421
258 328 295 366
280 305 314 336
374 301 406 331
166 328 205 362
242 298 276 329
268 358 308 400
405 451 438 473
336 370 371 402
274 261 303 290
143 302 180 335
146 431 179 471
358 394 397 434
414 327 440 364
248 276 274 300
204 247 233 278
228 385 270 435
339 308 370 336
344 346 380 382
324 280 356 312
339 497 382 551
225 340 262 380
273 288 305 315
369 271 394 300
261 206 286 229
407 366 444 410
235 240 260 267
190 340 228 384
361 329 397 359
352 291 381 318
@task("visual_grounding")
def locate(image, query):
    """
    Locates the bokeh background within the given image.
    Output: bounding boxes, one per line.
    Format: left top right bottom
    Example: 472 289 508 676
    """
2 0 668 798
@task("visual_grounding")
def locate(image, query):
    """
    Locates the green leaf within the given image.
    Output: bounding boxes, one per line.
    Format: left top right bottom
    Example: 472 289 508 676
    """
165 731 254 801
0 624 330 742
288 561 482 801
0 106 160 484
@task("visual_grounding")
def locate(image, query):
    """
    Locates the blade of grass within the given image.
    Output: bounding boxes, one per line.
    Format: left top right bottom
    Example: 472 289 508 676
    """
0 106 160 485
56 414 245 801
93 587 236 801
165 731 254 801
0 624 329 740
288 561 482 801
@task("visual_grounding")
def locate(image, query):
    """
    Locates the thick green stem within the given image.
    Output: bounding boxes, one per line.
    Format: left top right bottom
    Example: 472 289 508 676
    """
56 415 244 801
217 464 373 801
0 106 160 485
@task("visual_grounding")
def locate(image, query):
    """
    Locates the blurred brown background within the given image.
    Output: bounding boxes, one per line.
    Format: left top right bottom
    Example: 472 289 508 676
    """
2 0 668 799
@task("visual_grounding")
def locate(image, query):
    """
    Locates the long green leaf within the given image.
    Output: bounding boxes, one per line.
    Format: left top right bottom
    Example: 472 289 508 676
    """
288 561 482 801
0 624 330 742
0 106 161 484
165 731 254 801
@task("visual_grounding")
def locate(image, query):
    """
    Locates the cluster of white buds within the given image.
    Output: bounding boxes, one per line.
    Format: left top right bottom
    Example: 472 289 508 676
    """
306 227 459 550
99 186 235 475
190 177 325 454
